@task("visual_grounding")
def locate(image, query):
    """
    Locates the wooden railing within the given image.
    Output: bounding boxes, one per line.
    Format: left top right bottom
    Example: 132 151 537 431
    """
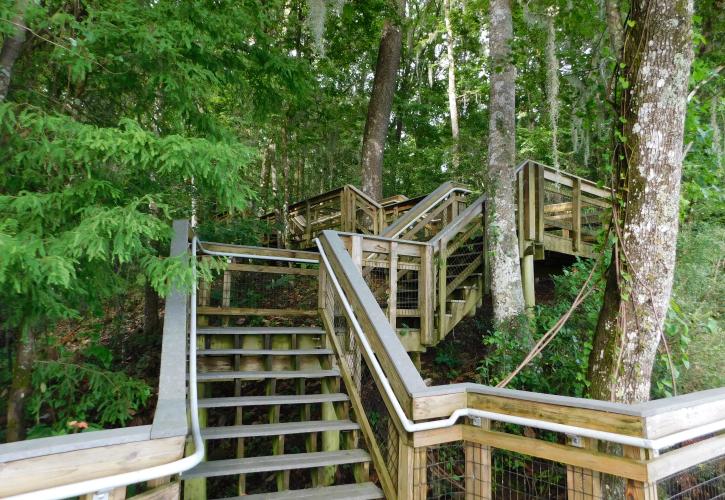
263 185 385 248
318 229 725 500
0 221 192 499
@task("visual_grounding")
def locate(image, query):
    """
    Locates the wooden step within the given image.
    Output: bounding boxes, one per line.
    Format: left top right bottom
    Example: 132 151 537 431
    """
198 348 333 356
221 482 384 500
201 420 359 440
199 393 349 409
197 369 339 382
197 327 324 335
183 449 371 478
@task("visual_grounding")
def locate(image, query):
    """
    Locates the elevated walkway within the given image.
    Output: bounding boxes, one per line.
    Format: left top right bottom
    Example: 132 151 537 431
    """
1 163 723 500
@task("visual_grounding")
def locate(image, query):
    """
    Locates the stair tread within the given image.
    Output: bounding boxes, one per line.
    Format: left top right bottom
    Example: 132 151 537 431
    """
202 420 359 439
197 369 339 381
198 348 332 356
199 393 349 408
183 449 371 478
220 482 383 500
198 327 324 335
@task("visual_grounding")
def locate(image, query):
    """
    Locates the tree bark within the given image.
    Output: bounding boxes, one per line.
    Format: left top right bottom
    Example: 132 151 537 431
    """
0 0 29 102
6 326 34 442
444 0 459 143
486 0 527 327
588 0 694 404
143 280 161 337
545 12 559 171
604 0 624 57
360 3 404 201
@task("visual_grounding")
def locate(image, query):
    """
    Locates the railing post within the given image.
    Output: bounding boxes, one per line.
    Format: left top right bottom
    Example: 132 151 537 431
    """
566 437 602 499
465 419 492 500
623 446 658 500
389 241 398 328
437 240 448 340
399 437 427 500
420 245 434 345
572 178 582 253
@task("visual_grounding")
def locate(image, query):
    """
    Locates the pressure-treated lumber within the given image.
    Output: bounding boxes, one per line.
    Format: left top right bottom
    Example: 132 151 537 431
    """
196 369 339 381
183 449 372 478
200 420 359 440
226 482 383 499
0 436 185 497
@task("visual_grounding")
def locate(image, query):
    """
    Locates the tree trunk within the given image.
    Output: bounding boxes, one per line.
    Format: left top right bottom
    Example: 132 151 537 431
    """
0 0 29 102
588 0 693 404
486 0 527 327
604 0 624 57
444 0 459 144
545 12 559 171
360 3 404 201
6 326 34 442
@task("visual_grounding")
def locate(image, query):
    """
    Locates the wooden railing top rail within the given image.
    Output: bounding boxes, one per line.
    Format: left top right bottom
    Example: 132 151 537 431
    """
199 241 320 262
522 159 612 199
428 194 486 248
0 220 191 497
319 231 427 414
320 226 725 443
381 181 471 238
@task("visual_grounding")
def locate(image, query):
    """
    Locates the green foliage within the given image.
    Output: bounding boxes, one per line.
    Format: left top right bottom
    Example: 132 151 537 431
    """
653 222 725 397
479 259 603 397
26 336 151 438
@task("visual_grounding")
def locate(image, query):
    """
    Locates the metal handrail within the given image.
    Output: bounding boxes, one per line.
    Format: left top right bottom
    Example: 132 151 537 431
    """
6 233 205 500
316 231 725 452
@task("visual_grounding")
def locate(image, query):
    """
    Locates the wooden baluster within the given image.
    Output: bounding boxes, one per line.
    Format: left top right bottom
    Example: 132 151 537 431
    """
389 241 398 329
623 446 658 500
536 163 545 243
566 437 602 500
572 178 582 253
305 200 312 248
420 245 434 346
437 240 448 340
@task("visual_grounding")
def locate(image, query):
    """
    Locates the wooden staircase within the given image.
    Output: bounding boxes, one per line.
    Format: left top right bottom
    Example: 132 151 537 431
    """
185 325 382 499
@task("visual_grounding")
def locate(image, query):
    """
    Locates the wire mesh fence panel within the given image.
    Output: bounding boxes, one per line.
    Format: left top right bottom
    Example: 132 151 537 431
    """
657 454 725 499
422 442 468 499
445 226 484 293
492 449 568 499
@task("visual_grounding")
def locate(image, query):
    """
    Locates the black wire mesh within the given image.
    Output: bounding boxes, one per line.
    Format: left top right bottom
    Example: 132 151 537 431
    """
657 453 725 499
492 449 568 499
322 263 401 492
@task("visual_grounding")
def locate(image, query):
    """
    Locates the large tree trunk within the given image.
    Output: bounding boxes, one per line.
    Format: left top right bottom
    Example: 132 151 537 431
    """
6 326 34 442
360 3 404 201
486 0 527 327
588 0 693 404
0 0 29 102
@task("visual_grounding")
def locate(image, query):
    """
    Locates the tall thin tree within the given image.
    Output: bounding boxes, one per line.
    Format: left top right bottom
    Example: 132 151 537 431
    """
588 0 694 403
486 0 527 327
444 0 460 169
360 0 405 200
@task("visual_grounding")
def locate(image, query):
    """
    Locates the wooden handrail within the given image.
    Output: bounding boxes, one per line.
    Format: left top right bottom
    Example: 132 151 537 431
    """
0 220 191 498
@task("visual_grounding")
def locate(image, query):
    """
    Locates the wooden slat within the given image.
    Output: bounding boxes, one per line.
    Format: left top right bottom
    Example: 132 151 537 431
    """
197 306 317 317
0 437 185 497
226 263 318 276
467 392 644 436
200 242 319 261
461 426 648 481
646 433 725 482
130 481 180 500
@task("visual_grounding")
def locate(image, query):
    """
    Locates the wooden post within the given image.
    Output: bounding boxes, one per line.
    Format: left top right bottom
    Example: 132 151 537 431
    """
566 438 601 500
521 247 535 309
389 241 398 328
535 163 545 242
305 200 312 247
466 418 491 500
398 438 427 500
437 243 448 340
419 245 434 345
572 178 582 253
623 446 658 500
351 235 363 271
